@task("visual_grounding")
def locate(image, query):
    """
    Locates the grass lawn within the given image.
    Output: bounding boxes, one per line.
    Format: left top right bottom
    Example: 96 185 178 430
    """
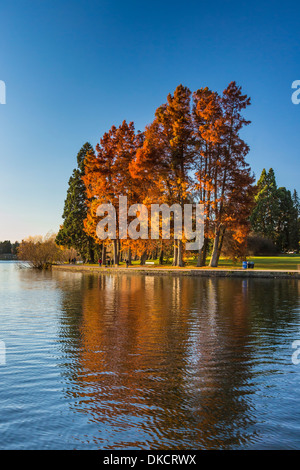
84 254 300 271
216 255 300 270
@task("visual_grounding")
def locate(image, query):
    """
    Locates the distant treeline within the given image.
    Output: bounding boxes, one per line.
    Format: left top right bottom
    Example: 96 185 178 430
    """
0 240 19 255
0 241 19 260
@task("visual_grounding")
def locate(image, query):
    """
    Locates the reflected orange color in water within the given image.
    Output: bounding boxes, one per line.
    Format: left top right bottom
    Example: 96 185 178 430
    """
2 263 299 449
54 273 300 449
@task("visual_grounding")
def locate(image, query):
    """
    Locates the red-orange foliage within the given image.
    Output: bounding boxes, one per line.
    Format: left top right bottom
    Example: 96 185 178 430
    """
82 82 255 267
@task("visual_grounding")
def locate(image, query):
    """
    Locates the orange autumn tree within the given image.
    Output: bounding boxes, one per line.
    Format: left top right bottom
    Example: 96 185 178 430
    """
193 87 224 266
82 82 254 267
210 82 255 267
193 81 255 267
129 120 175 264
130 85 194 267
83 121 143 265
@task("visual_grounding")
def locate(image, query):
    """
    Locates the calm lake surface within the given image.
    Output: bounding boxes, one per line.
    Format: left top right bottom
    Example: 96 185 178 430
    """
0 261 300 449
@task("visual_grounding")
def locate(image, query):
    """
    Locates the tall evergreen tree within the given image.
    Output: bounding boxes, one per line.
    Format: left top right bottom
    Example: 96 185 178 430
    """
56 142 97 262
250 168 280 244
292 189 300 213
276 187 295 251
291 189 300 251
251 170 299 252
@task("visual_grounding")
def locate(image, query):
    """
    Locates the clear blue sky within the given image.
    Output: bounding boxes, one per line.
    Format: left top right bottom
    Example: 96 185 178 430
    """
0 0 299 241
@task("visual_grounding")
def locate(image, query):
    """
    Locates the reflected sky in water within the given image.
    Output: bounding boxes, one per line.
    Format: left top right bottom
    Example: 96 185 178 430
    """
0 262 300 449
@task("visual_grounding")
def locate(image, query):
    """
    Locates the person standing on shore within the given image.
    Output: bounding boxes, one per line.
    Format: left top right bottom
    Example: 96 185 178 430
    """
98 258 102 267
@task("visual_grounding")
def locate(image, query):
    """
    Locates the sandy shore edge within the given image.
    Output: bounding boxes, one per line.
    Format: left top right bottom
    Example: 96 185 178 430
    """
52 264 300 279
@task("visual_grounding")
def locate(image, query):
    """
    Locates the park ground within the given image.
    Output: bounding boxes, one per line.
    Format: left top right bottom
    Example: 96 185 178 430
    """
78 254 300 271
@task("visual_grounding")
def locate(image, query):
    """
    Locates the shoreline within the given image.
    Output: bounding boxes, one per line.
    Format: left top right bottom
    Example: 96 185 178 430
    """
52 264 300 279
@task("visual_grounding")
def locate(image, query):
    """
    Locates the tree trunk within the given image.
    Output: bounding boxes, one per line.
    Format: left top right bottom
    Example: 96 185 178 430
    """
177 239 184 266
197 237 208 267
128 247 132 265
216 226 226 265
113 239 119 265
209 227 220 267
102 244 106 265
118 240 121 262
140 250 147 265
172 240 178 266
159 247 164 265
88 237 94 263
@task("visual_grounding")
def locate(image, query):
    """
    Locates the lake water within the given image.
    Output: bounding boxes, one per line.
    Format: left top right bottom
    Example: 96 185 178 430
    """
0 261 300 449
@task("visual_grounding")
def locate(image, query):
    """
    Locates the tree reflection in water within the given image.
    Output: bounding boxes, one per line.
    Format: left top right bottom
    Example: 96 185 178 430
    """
56 272 300 449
